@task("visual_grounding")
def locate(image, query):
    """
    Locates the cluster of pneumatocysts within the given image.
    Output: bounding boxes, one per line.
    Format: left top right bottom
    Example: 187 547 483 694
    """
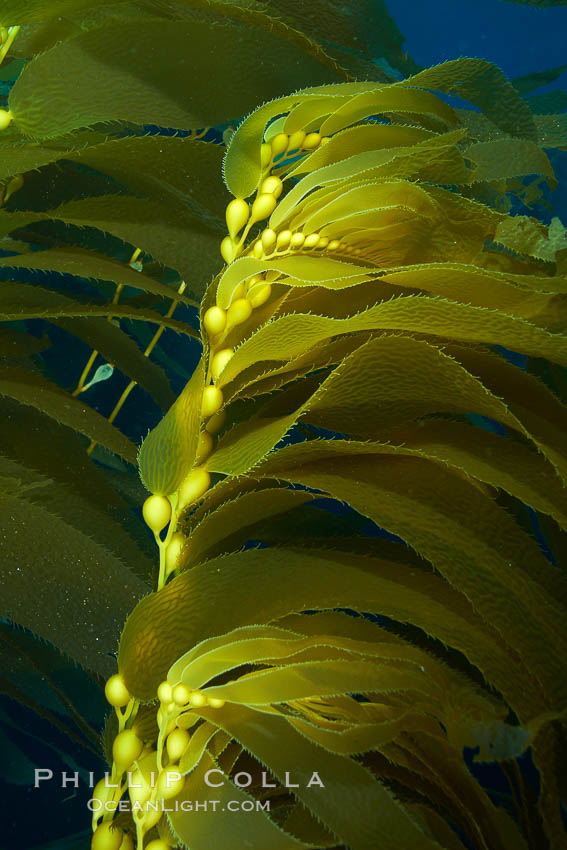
155 679 225 745
221 129 361 270
96 126 349 850
139 126 364 584
91 671 225 849
139 359 232 587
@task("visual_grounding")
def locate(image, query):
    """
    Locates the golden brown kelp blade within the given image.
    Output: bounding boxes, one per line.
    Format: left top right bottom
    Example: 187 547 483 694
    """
2 10 566 843
0 0 410 83
0 196 223 296
0 0 132 25
110 57 567 850
6 21 341 139
0 365 138 460
0 458 150 676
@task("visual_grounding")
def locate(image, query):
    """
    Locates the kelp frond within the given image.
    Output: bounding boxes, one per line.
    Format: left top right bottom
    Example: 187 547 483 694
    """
0 7 566 850
117 60 567 850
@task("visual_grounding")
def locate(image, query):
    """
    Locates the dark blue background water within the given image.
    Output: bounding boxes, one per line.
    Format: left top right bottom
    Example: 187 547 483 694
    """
387 0 567 85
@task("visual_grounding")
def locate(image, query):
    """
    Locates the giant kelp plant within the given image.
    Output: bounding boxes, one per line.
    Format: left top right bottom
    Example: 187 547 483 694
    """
0 2 567 850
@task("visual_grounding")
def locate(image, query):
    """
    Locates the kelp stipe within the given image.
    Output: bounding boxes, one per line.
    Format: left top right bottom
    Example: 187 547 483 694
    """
0 6 566 850
110 64 567 850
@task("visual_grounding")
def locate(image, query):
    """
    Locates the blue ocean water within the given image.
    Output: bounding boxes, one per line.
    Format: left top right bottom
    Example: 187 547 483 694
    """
386 0 567 84
387 0 567 227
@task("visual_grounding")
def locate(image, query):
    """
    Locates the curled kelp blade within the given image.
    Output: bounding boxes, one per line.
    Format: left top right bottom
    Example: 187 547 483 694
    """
372 419 567 530
0 132 230 296
118 547 418 699
446 344 567 483
0 281 194 338
221 332 366 404
0 451 154 582
185 703 445 850
269 142 474 233
167 623 453 697
291 129 472 188
169 748 313 850
250 443 567 709
0 0 131 26
138 357 205 496
209 397 567 532
209 334 562 476
223 58 547 198
205 332 567 520
0 132 229 238
7 19 343 140
0 247 198 305
0 195 221 293
174 700 451 850
118 546 530 711
0 266 178 410
177 487 319 569
215 255 371 309
0 364 137 462
0 475 148 677
215 300 567 389
168 624 306 687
